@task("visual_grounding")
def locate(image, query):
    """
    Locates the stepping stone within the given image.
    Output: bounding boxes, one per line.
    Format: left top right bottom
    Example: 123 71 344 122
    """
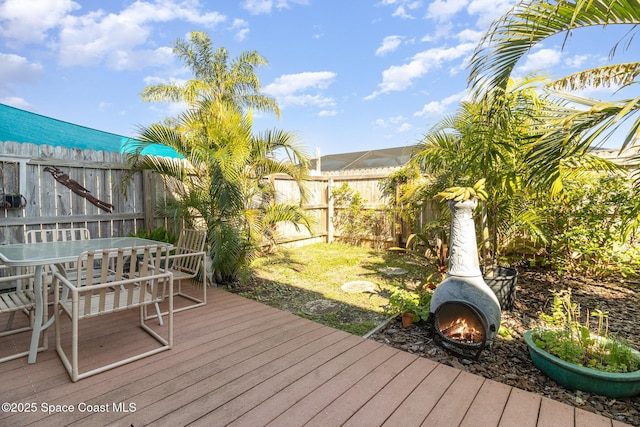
379 267 408 276
341 280 377 294
302 299 341 316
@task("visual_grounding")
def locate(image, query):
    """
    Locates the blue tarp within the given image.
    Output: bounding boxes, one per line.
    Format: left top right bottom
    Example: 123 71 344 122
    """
0 103 177 158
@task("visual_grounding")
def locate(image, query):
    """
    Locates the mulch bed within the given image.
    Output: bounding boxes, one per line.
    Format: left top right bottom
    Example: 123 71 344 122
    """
368 268 640 426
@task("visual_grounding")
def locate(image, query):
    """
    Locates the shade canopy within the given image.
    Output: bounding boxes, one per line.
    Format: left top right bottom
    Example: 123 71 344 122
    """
0 103 177 158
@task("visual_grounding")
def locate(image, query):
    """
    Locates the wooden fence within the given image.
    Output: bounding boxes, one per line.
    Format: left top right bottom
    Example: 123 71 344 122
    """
0 140 424 248
275 170 447 249
0 141 167 244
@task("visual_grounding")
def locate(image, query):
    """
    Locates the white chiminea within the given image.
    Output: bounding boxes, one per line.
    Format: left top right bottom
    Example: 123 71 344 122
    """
428 199 501 358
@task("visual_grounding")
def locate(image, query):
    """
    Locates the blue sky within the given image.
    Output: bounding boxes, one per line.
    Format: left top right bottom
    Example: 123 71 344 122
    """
0 0 636 156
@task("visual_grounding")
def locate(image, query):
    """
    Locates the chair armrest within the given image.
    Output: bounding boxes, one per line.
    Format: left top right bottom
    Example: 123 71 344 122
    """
167 250 206 260
53 270 77 290
0 272 34 283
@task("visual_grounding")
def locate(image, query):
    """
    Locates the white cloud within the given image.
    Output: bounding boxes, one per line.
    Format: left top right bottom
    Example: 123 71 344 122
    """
467 0 515 28
264 71 337 108
392 6 414 19
0 53 44 82
241 0 309 15
427 0 468 22
0 53 43 98
277 93 335 108
365 43 475 99
0 0 80 45
374 115 412 133
376 35 404 56
456 29 483 43
108 47 175 71
516 48 562 75
0 96 33 110
318 109 337 117
414 90 467 117
230 19 250 41
565 54 592 68
374 118 388 128
375 115 402 125
397 122 413 132
242 0 273 15
51 1 225 69
414 101 446 117
379 0 422 19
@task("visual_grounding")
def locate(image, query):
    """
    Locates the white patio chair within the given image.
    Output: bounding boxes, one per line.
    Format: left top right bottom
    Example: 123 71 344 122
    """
150 229 207 325
53 244 173 382
26 227 92 282
26 227 91 243
0 266 44 363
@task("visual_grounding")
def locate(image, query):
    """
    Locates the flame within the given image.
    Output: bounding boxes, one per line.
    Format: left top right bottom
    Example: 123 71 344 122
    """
442 317 483 343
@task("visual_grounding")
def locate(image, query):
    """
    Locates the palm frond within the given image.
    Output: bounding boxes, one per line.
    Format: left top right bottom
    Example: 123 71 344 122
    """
550 62 640 91
469 0 640 94
536 92 640 152
140 83 184 103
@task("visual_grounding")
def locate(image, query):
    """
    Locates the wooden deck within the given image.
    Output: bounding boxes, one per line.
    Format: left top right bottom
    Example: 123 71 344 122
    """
0 285 632 427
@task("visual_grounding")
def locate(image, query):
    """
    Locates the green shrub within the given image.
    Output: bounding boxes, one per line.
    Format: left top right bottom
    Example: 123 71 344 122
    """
129 226 177 244
387 288 432 322
539 174 640 278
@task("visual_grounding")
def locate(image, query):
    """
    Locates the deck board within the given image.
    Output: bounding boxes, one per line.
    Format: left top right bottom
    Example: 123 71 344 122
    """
459 379 511 427
537 398 576 427
344 357 437 426
382 362 460 426
420 370 486 426
0 285 628 427
263 344 399 426
500 387 542 427
221 339 381 426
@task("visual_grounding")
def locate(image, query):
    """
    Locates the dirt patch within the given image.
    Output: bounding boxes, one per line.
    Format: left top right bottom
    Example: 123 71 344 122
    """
369 269 640 426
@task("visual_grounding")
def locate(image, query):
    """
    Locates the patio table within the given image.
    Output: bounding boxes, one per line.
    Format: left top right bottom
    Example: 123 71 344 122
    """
0 237 170 364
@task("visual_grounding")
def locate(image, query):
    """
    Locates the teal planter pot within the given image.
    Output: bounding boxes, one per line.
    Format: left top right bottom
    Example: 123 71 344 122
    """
524 330 640 398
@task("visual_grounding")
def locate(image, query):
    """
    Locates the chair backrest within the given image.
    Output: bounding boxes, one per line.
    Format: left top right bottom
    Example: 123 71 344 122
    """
26 228 92 274
26 227 90 244
70 244 170 317
170 229 206 276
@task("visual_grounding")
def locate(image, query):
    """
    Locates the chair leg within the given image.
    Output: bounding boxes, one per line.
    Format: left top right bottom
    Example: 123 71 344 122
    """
154 302 164 326
5 312 15 330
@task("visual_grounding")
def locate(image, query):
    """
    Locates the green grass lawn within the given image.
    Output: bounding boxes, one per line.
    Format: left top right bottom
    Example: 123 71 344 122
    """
227 242 437 336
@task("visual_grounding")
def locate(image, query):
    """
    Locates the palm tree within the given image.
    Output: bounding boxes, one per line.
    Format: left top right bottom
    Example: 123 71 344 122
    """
468 0 639 191
141 31 280 118
126 102 313 283
409 77 550 267
125 34 312 283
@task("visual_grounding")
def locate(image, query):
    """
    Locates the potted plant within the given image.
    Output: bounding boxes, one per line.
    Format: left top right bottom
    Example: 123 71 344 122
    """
524 289 640 398
388 288 432 327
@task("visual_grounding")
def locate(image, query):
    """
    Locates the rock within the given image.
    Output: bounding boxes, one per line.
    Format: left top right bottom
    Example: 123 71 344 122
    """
302 299 341 316
341 280 377 294
379 267 408 276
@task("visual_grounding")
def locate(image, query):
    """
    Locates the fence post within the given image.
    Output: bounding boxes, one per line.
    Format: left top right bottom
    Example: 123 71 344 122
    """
327 178 334 243
142 170 155 232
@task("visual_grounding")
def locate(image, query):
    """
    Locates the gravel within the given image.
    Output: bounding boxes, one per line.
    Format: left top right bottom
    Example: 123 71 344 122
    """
368 268 640 426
